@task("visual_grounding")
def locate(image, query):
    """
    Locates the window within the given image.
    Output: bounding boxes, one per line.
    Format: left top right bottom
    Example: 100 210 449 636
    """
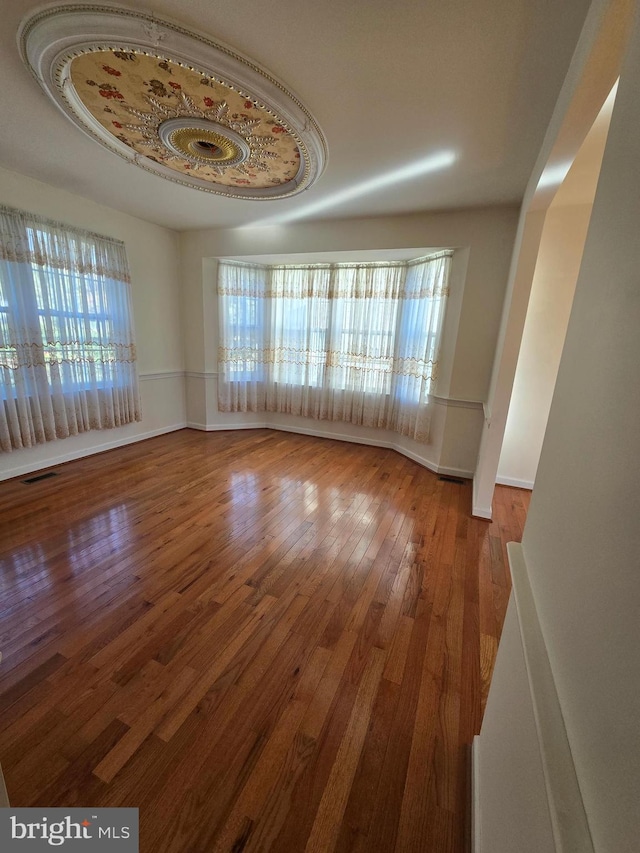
270 265 331 389
0 206 141 452
217 260 267 384
217 252 451 442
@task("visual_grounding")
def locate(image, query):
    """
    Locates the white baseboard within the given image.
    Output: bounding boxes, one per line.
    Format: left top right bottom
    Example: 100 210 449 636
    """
472 476 493 519
471 475 533 521
471 736 481 853
496 475 534 490
4 419 474 484
472 508 492 519
471 475 533 518
187 420 474 479
186 421 268 431
1 422 187 481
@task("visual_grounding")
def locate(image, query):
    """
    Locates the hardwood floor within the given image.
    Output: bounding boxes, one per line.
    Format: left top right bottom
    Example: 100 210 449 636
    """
0 429 530 852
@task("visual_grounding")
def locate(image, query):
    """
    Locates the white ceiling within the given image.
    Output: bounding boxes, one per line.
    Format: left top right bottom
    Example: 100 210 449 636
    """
0 0 593 231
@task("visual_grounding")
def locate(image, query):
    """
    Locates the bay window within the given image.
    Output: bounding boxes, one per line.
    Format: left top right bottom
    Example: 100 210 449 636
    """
218 252 451 442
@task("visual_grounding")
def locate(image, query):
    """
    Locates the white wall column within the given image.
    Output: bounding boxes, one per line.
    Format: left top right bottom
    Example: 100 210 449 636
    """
474 2 640 850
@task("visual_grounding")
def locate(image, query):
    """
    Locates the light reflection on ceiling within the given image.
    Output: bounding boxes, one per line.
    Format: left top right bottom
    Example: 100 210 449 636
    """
249 150 457 226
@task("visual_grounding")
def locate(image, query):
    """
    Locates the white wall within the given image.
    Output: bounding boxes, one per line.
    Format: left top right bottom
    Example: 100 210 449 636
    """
474 596 556 853
0 166 186 480
474 4 640 850
496 82 614 491
472 0 630 519
0 174 519 480
497 203 592 488
180 206 518 476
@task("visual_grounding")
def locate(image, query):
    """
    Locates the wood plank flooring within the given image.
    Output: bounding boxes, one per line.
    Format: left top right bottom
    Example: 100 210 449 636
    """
0 429 530 852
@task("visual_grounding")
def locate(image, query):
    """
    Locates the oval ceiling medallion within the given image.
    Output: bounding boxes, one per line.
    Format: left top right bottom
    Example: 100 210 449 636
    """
19 5 327 199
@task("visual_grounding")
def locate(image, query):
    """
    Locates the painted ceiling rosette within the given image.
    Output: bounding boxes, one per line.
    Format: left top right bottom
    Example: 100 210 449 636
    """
19 5 327 199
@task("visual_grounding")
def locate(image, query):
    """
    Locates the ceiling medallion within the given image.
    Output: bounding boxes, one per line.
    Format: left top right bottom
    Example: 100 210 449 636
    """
161 123 248 170
129 94 274 175
18 5 327 200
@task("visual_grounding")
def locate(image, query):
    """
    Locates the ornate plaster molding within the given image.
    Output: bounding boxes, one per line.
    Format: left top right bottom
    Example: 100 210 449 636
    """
19 4 327 200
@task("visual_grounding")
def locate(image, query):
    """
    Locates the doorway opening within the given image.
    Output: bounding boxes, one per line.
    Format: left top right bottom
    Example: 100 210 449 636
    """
496 85 617 489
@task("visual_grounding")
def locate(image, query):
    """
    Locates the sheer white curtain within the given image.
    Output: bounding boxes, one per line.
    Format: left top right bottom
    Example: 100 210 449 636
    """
216 260 268 412
388 254 451 440
218 252 451 442
0 206 141 452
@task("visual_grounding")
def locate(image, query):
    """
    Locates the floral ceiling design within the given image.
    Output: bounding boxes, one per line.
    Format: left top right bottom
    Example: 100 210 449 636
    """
19 5 327 200
70 52 301 190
